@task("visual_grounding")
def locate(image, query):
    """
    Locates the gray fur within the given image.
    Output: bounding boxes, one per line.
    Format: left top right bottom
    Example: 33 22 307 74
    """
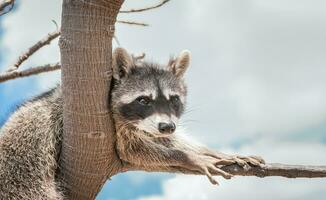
0 88 63 200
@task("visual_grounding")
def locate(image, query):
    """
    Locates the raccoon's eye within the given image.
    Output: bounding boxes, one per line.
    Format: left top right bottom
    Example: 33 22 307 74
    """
136 96 151 106
170 95 180 104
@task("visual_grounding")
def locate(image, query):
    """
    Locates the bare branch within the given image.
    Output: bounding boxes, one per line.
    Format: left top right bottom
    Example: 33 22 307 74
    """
117 20 149 26
4 22 140 74
7 30 61 72
5 21 138 73
0 0 14 16
122 163 326 179
119 0 170 13
51 20 59 31
0 63 61 83
0 52 147 84
0 53 145 83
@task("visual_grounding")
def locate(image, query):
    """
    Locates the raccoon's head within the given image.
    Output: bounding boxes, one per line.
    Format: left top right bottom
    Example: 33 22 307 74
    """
111 48 190 137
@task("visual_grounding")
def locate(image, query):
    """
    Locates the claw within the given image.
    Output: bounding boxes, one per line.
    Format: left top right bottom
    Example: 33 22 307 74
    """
237 155 265 167
249 159 261 166
204 167 219 185
250 155 265 164
215 159 235 166
209 165 233 180
235 157 248 166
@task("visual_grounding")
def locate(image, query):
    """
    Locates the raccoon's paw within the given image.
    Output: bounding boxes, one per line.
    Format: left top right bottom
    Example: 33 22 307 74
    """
201 148 265 169
233 155 265 168
187 153 234 185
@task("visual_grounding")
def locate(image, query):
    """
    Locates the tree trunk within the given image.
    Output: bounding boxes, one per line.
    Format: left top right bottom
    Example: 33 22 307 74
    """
59 0 124 199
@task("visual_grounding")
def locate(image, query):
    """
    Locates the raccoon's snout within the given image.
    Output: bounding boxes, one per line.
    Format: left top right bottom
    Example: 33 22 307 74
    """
158 122 176 134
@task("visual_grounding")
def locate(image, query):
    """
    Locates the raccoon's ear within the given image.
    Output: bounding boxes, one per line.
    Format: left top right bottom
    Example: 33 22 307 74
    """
168 50 191 78
112 47 133 79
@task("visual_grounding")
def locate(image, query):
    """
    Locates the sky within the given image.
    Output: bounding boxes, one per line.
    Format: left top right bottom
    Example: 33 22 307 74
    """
1 0 326 200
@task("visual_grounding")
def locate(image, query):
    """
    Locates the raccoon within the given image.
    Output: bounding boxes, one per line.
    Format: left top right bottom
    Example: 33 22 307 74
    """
112 48 264 184
0 48 264 199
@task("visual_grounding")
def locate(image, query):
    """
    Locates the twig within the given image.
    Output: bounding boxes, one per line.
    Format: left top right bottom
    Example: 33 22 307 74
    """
51 20 59 31
6 22 138 73
7 30 61 72
0 0 14 16
0 53 145 83
119 0 170 13
0 52 147 83
5 22 140 73
117 20 149 26
0 50 145 83
0 63 61 83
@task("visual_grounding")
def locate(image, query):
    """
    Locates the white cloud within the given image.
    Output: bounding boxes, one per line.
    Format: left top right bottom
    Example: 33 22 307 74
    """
139 141 326 200
177 0 326 144
140 175 326 200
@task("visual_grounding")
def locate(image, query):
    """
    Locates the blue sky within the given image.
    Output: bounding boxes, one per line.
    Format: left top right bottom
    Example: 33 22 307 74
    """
1 1 326 199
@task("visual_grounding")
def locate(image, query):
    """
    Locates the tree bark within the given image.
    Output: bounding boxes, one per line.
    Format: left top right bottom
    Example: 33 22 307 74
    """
59 0 123 199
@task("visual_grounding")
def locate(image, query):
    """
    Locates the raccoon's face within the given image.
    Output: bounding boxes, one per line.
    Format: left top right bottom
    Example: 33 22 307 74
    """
111 48 190 137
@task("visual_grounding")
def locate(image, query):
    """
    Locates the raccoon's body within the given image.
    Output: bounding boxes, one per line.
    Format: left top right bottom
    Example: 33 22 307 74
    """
0 88 64 200
0 48 264 200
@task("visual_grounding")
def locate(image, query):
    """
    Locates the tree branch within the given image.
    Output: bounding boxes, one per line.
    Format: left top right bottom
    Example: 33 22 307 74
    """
122 163 326 179
0 51 146 84
2 18 145 78
5 22 139 74
0 63 60 83
0 0 14 16
119 0 170 13
117 20 149 26
7 30 61 72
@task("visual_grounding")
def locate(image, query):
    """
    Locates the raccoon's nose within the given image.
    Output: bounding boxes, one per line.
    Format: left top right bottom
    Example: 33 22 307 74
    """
158 122 176 134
